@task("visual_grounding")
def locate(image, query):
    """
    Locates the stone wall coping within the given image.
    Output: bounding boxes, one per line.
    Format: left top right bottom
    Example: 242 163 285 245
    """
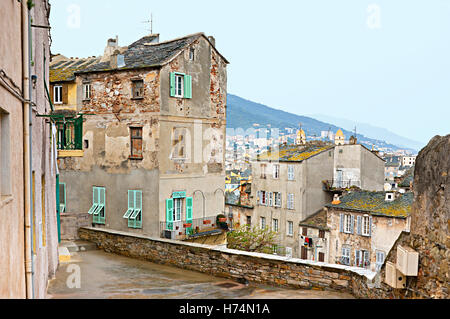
80 227 377 281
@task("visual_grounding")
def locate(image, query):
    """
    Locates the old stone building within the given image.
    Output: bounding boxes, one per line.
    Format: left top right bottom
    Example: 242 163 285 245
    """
52 33 229 240
298 208 330 262
325 190 413 272
250 135 385 259
0 0 59 298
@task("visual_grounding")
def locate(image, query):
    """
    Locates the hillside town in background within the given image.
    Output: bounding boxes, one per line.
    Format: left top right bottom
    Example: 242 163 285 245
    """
0 0 448 300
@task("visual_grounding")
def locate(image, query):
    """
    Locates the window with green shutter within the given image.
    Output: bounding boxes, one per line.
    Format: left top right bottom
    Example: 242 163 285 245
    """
124 190 143 229
129 190 142 229
166 198 174 230
185 197 193 235
169 72 192 99
92 187 105 225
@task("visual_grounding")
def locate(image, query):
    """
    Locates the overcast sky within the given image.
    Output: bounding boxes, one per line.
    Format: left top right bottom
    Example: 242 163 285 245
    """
49 0 450 145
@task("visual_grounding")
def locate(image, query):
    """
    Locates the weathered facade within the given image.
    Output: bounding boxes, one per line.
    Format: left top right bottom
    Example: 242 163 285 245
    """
298 209 330 262
0 0 58 298
53 33 229 240
249 135 385 259
326 191 412 272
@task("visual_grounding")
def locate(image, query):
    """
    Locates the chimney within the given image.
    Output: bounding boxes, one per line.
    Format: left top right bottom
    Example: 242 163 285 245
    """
110 50 119 69
101 35 120 63
208 36 216 47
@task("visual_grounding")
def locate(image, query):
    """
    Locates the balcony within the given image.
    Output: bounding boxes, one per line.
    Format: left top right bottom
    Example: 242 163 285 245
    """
56 115 84 158
160 216 230 241
323 179 361 192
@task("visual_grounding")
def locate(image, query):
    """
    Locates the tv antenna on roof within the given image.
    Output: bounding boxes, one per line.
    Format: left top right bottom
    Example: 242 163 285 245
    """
142 13 153 34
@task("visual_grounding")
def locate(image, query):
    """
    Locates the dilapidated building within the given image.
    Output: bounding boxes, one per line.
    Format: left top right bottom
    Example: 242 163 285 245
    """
51 33 229 240
325 190 412 272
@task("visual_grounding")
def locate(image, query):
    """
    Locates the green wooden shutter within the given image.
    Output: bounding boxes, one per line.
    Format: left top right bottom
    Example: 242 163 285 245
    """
166 198 174 230
98 188 106 224
186 197 193 235
170 72 176 97
184 75 192 99
124 190 134 219
74 116 83 150
88 187 99 215
135 191 142 229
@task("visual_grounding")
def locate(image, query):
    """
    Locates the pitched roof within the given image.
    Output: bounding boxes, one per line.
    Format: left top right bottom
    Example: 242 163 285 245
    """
326 191 413 218
50 56 102 82
77 33 228 74
256 142 334 162
299 209 329 230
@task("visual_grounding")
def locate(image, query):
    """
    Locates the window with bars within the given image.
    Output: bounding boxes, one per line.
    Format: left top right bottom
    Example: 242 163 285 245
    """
130 127 143 159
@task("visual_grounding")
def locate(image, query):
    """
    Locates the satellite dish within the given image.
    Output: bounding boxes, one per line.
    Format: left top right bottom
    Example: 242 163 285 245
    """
384 183 392 191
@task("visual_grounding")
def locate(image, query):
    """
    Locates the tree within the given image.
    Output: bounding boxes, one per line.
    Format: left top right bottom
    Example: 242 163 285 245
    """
227 225 280 254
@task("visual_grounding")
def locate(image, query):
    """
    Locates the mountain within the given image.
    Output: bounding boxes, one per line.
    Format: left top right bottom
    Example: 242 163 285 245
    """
308 114 425 151
226 94 418 153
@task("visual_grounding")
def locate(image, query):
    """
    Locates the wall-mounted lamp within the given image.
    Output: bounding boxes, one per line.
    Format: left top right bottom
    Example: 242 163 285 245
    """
31 75 37 89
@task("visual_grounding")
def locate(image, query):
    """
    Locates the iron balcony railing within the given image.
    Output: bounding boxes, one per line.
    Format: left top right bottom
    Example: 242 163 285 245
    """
160 216 230 240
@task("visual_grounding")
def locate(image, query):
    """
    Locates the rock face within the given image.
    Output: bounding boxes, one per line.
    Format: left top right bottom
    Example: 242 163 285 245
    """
411 135 449 242
408 135 449 298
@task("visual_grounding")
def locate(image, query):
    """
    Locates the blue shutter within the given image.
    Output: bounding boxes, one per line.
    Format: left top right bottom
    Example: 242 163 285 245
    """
339 214 344 233
350 215 355 234
356 216 362 235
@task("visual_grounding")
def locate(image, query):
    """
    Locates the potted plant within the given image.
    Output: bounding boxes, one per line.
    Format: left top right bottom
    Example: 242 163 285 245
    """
203 219 211 225
217 214 227 223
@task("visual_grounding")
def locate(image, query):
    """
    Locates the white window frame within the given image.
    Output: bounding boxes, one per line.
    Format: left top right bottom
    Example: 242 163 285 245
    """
54 85 63 104
273 164 280 179
342 247 351 265
260 216 266 229
260 191 267 206
268 192 273 207
174 198 183 222
274 192 281 207
82 83 91 100
272 218 279 232
287 221 293 236
174 74 184 98
344 214 352 234
287 193 294 210
375 251 385 271
288 165 294 181
362 215 370 236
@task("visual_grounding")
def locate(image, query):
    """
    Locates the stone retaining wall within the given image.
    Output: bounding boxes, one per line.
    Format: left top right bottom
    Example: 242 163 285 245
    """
79 227 379 297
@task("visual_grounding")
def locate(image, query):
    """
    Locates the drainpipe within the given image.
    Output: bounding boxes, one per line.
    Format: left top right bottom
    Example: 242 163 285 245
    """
22 1 34 299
